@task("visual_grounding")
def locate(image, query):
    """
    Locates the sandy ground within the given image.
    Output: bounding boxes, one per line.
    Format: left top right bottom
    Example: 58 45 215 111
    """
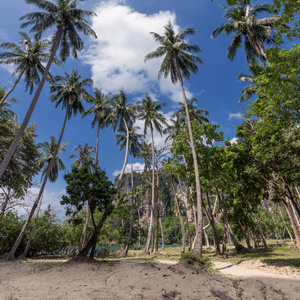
0 258 299 300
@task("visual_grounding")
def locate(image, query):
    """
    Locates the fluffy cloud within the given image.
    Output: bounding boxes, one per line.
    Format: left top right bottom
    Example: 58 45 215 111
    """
113 162 145 176
82 0 192 101
228 112 243 121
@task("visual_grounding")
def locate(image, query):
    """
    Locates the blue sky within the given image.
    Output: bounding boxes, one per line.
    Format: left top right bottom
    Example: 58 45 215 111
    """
0 0 252 216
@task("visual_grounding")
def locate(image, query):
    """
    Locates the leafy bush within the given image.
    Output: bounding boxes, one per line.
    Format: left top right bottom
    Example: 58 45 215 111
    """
180 252 214 269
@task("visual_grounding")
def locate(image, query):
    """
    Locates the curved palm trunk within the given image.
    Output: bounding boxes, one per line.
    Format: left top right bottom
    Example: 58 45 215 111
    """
75 203 91 255
144 127 155 253
95 120 100 166
7 106 69 260
124 152 135 254
174 56 203 257
114 118 129 189
0 70 24 106
0 24 64 179
21 191 44 258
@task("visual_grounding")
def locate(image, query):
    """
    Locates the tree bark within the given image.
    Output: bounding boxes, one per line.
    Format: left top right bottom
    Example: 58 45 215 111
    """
159 218 164 250
174 55 203 257
7 106 69 260
144 127 155 253
278 204 294 243
0 188 11 223
0 71 24 106
0 24 63 179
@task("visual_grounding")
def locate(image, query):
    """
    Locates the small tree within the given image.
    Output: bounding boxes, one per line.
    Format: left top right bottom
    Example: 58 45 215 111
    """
61 166 115 258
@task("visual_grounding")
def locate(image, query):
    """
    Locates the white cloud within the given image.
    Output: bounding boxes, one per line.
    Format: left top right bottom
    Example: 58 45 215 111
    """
229 137 238 144
113 162 145 176
82 1 193 102
228 112 243 121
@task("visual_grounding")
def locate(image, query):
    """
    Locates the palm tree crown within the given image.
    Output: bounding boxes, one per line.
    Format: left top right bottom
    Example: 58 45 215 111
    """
69 143 96 171
20 0 97 62
0 31 61 104
136 94 167 137
211 0 280 62
145 21 203 84
50 70 93 118
38 136 68 182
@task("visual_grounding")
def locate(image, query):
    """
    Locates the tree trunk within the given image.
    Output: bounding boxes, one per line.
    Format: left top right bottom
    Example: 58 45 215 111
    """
154 164 160 253
248 204 268 251
75 202 91 255
21 191 44 258
0 24 63 179
174 55 203 257
7 106 69 260
77 210 109 258
236 217 251 249
0 188 11 223
124 152 135 254
159 218 164 250
95 120 100 166
284 197 300 250
278 205 294 243
0 71 24 106
171 180 185 253
144 127 155 253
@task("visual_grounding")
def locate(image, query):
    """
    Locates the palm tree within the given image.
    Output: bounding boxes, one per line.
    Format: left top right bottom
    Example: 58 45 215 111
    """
69 144 96 170
0 98 19 121
22 136 68 258
211 0 280 62
0 31 62 106
0 0 96 180
139 141 152 172
163 116 184 143
237 62 263 103
106 90 136 188
145 21 204 256
7 70 92 260
116 126 143 254
136 94 167 253
173 98 209 125
82 88 111 166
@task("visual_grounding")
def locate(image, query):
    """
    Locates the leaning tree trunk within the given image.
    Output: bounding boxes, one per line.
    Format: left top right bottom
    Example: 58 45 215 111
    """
159 218 164 250
278 204 294 243
0 24 63 179
174 55 203 257
248 204 268 251
114 118 130 189
0 70 24 106
124 152 135 254
21 191 44 258
7 106 69 260
0 188 11 223
144 127 156 253
154 166 160 253
95 120 100 166
75 203 91 255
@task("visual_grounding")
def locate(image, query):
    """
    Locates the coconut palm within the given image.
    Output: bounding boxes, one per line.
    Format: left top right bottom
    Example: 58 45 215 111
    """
82 88 111 166
69 144 96 171
136 94 167 253
0 98 19 121
22 136 68 258
237 62 264 103
106 90 136 187
211 0 280 62
0 31 62 106
138 141 152 172
115 126 143 254
145 21 204 256
0 0 96 180
7 70 92 260
163 116 184 143
173 98 209 125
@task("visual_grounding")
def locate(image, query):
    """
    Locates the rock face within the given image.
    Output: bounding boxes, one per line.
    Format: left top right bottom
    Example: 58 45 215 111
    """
115 171 195 230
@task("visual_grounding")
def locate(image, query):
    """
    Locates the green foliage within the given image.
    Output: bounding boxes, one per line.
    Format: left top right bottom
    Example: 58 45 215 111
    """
180 252 214 268
0 118 41 196
161 215 183 245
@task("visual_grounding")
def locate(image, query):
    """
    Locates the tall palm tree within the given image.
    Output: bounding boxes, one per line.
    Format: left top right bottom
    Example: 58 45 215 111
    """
0 31 62 106
211 0 280 62
0 98 19 121
7 70 92 260
22 136 68 258
82 88 111 166
237 62 263 103
106 90 136 188
145 21 204 256
136 94 167 253
173 98 209 125
0 0 97 180
115 126 143 254
69 143 96 170
139 141 152 172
